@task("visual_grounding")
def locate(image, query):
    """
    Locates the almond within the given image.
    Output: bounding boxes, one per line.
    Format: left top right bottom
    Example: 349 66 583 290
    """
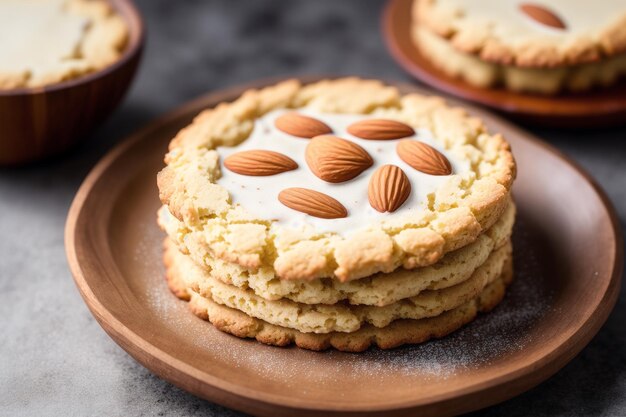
368 165 411 213
347 119 415 140
278 188 347 219
397 140 452 176
275 113 332 138
519 3 566 29
224 150 298 176
305 135 373 183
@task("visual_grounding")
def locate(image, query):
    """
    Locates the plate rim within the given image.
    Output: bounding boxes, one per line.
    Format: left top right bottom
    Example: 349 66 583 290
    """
381 0 626 126
65 77 624 416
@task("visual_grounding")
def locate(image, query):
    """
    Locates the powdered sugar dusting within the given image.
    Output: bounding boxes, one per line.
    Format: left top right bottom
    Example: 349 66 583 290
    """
324 222 552 381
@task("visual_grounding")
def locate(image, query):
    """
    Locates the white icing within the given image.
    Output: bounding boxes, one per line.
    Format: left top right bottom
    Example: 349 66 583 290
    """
0 0 88 79
441 0 625 39
217 109 469 235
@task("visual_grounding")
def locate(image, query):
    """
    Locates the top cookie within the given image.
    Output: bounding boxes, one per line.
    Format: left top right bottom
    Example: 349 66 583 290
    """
415 0 626 67
0 0 128 89
157 78 516 282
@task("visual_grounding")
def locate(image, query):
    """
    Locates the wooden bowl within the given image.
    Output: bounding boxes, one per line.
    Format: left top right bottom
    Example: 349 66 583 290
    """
0 0 144 166
382 0 626 128
65 78 623 416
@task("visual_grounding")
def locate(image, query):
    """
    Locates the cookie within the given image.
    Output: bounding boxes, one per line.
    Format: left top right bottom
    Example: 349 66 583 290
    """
413 22 626 94
174 260 514 352
415 0 626 67
157 78 516 282
413 0 626 93
0 0 128 89
165 237 511 333
159 201 515 306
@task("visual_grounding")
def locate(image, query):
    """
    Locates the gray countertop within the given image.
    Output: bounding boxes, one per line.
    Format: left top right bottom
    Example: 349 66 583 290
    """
1 1 625 416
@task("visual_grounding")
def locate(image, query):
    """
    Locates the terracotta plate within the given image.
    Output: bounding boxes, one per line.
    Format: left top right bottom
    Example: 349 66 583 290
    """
65 79 623 417
382 0 626 128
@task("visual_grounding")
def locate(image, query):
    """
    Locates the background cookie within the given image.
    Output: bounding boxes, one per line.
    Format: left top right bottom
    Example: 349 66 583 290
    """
413 0 626 93
415 0 626 67
0 0 128 89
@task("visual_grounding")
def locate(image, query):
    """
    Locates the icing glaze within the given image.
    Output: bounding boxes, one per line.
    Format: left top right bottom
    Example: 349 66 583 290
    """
0 0 87 83
439 0 625 38
217 109 469 235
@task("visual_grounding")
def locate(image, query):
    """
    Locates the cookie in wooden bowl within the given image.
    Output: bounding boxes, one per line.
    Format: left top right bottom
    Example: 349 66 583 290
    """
0 0 143 165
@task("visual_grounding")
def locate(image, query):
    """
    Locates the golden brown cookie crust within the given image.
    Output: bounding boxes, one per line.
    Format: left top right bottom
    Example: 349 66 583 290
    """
165 233 511 333
157 78 516 282
165 254 514 352
413 24 626 94
159 200 515 305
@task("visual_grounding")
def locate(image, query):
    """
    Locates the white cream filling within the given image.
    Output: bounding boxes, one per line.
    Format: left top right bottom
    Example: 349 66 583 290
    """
0 0 88 80
216 109 470 235
436 0 626 40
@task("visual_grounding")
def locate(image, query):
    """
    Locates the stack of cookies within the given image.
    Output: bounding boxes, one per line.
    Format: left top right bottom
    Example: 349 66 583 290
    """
157 78 517 352
412 0 626 94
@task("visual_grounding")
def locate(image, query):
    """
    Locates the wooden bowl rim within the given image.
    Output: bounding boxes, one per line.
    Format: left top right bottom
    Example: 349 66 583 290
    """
0 0 144 97
64 77 624 415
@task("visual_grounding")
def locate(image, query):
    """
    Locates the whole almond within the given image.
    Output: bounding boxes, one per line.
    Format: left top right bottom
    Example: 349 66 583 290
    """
275 113 332 138
397 140 452 176
305 135 373 183
519 3 566 29
224 150 298 176
278 188 347 219
347 119 415 140
368 165 411 213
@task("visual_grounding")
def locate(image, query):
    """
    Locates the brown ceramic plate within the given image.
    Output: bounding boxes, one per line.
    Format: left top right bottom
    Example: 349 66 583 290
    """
382 0 626 128
65 78 623 417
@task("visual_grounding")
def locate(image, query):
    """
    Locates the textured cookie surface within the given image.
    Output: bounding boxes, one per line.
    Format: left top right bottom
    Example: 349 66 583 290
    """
160 201 515 306
167 259 514 352
415 0 626 68
157 77 516 282
0 0 128 89
413 23 626 94
165 237 511 333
